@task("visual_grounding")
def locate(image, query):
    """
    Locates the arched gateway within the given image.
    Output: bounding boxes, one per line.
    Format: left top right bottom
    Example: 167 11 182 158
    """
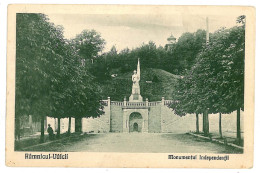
129 112 142 132
123 109 148 133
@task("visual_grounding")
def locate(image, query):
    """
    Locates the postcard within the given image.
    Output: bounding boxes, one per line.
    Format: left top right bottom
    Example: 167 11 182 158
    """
6 4 255 168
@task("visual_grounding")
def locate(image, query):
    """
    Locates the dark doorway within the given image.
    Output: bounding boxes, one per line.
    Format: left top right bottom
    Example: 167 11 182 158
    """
129 112 143 132
133 123 138 132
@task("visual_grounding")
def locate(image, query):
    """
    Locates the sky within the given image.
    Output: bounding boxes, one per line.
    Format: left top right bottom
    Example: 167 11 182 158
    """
46 13 240 52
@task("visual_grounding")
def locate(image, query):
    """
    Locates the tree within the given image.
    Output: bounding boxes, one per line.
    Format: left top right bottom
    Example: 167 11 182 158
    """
170 18 244 140
67 36 105 134
109 45 118 55
170 30 207 74
170 67 207 135
48 41 79 136
196 23 245 142
16 13 66 142
219 113 222 138
72 29 106 62
16 13 105 142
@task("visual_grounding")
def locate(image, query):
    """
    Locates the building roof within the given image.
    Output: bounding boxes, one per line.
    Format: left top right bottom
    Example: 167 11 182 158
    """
167 34 176 41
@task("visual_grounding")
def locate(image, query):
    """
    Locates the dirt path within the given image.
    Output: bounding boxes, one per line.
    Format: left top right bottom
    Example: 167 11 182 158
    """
26 133 242 153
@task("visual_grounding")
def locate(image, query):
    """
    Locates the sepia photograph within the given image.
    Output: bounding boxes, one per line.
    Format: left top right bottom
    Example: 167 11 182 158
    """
6 5 255 168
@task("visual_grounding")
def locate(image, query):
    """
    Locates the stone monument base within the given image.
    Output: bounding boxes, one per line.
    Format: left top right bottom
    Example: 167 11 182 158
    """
129 94 143 102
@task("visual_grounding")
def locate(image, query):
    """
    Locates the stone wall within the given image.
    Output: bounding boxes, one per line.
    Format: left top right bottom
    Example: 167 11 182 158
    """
161 105 196 133
148 104 161 133
208 111 244 138
110 105 123 132
160 105 244 136
77 98 245 136
81 105 110 133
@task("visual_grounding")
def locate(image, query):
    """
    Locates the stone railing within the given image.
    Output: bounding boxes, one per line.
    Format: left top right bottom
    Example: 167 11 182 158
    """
125 102 146 107
164 100 174 106
104 100 163 107
111 101 124 106
148 101 161 106
101 98 174 107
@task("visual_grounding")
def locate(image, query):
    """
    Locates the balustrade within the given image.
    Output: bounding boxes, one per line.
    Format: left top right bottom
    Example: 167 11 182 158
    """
101 100 174 107
164 100 174 105
111 101 124 106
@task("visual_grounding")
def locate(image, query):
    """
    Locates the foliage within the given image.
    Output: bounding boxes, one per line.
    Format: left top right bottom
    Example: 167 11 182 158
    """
16 13 65 118
88 29 207 84
171 22 245 116
71 29 106 61
100 68 179 101
169 30 207 73
15 13 104 124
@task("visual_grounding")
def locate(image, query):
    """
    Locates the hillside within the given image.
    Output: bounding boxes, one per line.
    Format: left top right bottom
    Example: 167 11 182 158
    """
99 68 180 101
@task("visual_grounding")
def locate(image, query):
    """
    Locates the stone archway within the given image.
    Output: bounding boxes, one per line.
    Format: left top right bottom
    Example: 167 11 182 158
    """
129 112 143 132
122 108 149 133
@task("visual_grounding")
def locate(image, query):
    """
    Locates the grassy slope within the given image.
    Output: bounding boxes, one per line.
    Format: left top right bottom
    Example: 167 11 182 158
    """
99 68 180 101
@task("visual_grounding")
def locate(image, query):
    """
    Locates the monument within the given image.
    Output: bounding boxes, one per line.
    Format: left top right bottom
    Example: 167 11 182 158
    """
129 58 143 102
82 59 175 133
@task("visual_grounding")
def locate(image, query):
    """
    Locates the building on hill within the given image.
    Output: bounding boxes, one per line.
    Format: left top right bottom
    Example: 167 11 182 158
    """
166 34 176 51
82 59 177 133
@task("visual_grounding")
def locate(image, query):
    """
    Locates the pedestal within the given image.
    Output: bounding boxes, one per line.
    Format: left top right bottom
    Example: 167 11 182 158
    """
129 94 143 102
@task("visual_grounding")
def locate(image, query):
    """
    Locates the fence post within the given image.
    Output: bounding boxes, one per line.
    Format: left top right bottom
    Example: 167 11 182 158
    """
146 98 148 107
161 97 165 105
124 97 127 106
